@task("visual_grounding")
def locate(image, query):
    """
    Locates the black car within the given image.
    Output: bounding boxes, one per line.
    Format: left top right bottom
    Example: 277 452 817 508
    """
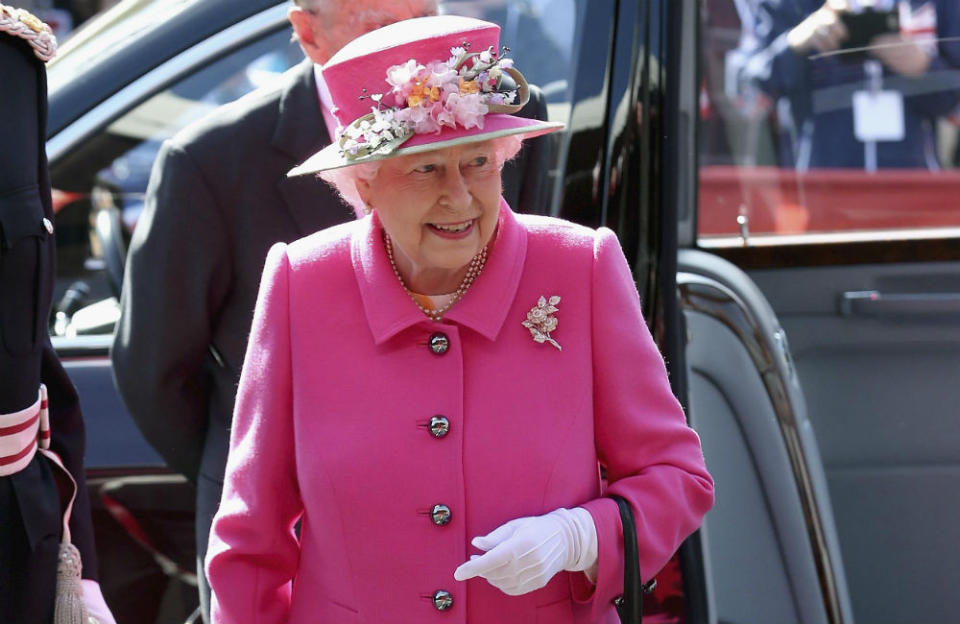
47 1 960 623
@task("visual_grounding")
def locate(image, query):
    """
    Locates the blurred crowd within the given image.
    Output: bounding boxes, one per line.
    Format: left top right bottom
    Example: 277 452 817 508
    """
700 0 960 172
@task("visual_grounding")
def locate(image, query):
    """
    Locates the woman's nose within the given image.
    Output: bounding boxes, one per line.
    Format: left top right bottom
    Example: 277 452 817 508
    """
439 169 472 210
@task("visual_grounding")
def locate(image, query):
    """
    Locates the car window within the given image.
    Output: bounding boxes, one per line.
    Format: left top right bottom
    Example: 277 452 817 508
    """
48 0 580 340
697 0 960 249
49 27 303 338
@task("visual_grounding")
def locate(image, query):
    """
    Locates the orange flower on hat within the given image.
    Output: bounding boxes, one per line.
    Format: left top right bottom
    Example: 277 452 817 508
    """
407 83 424 108
407 81 441 108
459 77 480 95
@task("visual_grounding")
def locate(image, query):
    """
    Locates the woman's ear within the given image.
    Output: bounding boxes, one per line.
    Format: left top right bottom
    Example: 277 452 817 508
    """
354 178 374 215
355 176 372 199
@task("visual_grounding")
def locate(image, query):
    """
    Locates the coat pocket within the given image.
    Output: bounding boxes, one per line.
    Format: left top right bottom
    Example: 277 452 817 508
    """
288 592 359 623
0 185 50 355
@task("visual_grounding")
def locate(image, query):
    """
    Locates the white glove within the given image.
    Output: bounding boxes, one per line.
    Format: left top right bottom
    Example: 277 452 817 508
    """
453 507 598 596
81 579 117 624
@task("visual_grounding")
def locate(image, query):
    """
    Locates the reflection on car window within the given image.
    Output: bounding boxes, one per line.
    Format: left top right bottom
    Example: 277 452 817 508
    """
48 0 202 92
698 0 960 245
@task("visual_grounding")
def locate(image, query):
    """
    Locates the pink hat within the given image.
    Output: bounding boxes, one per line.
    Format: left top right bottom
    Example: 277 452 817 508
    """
287 15 564 176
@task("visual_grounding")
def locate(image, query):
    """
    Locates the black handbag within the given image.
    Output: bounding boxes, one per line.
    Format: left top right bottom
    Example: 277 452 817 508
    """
610 494 649 624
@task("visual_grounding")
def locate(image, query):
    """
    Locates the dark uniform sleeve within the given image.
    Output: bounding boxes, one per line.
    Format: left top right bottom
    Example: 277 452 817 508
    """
111 139 231 482
1 23 98 588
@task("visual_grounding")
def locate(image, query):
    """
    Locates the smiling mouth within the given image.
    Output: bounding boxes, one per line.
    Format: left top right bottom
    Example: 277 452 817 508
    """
429 219 475 233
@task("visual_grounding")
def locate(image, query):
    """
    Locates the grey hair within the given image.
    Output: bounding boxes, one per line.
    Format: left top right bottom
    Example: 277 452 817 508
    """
319 135 525 218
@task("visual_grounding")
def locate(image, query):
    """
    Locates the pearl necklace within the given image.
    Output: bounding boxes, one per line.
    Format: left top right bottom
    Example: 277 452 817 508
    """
384 233 488 321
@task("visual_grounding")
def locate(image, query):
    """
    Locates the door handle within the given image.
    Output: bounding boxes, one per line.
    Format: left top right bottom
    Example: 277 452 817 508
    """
840 290 960 317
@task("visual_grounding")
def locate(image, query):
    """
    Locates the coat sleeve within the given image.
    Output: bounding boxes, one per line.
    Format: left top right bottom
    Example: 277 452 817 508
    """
206 243 302 624
906 1 960 117
571 228 714 617
110 140 231 481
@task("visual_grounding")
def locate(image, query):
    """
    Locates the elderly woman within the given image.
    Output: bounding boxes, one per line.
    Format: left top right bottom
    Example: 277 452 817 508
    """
206 15 713 624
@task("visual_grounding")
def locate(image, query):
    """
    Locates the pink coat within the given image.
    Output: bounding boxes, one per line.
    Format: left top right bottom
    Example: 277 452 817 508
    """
207 203 713 624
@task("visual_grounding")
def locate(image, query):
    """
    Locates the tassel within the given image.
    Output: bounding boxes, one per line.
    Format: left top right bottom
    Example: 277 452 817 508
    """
54 542 90 624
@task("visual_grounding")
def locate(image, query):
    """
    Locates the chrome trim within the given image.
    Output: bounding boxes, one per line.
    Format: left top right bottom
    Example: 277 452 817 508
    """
47 3 290 161
678 271 846 624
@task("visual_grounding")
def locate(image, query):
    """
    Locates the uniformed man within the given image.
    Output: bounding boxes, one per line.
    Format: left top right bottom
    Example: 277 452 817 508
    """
0 5 114 623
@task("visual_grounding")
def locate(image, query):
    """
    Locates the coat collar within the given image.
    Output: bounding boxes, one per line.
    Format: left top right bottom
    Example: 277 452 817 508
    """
352 199 528 344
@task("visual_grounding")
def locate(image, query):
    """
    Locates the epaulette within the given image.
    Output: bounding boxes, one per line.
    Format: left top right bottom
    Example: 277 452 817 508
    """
0 4 57 62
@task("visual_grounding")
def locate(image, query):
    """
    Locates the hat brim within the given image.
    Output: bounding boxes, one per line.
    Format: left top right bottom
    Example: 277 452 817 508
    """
287 114 564 177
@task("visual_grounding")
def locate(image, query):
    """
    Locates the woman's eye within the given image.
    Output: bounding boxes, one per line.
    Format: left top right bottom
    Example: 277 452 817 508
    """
413 164 436 174
469 156 489 167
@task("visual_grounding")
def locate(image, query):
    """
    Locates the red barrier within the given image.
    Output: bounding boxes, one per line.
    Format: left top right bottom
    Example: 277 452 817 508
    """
698 166 960 237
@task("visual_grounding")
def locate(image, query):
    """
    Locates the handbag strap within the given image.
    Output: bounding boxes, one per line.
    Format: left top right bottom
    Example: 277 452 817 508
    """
610 494 643 624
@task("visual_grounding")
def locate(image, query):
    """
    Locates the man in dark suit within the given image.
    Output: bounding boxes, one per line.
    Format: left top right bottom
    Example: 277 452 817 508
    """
1 6 113 622
110 1 550 621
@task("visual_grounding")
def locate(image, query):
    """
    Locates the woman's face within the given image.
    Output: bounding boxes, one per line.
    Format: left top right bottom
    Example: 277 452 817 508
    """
357 142 503 293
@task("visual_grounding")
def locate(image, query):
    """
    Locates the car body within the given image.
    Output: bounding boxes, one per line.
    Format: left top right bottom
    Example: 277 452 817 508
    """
46 1 960 623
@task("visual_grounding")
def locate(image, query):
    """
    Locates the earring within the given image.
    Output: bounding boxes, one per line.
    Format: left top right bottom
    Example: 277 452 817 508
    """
363 202 373 215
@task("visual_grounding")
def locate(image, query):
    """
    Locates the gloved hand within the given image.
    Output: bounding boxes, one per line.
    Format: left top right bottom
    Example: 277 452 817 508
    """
453 507 598 596
81 579 117 624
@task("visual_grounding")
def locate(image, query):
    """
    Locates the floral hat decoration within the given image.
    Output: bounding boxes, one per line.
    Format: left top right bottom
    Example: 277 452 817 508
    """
287 15 564 176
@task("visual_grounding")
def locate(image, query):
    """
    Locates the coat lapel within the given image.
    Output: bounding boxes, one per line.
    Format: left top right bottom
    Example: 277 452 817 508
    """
274 60 350 237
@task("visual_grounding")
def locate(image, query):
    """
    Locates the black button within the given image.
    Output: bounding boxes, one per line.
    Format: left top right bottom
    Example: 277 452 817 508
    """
429 332 450 355
431 504 451 526
429 416 450 438
432 590 453 611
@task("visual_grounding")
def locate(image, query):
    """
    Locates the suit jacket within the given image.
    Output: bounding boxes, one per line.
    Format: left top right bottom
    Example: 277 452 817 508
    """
111 59 551 489
0 32 97 624
206 205 714 624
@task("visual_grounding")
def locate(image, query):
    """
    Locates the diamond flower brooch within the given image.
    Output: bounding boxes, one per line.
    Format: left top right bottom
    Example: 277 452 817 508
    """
522 295 562 350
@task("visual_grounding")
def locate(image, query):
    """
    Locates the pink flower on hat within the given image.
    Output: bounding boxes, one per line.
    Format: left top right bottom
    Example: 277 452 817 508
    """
443 92 488 129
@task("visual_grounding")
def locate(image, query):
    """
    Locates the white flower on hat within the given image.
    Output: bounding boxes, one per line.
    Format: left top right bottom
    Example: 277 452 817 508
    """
387 59 424 97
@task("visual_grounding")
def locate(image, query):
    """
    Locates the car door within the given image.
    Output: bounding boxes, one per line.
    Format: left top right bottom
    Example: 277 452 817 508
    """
694 1 960 623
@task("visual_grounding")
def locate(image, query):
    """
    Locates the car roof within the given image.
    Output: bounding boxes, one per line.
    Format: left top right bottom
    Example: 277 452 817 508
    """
48 0 284 136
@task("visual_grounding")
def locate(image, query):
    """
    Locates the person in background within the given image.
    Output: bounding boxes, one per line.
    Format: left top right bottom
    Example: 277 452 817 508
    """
110 1 549 621
743 0 960 170
0 5 114 623
206 15 713 624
